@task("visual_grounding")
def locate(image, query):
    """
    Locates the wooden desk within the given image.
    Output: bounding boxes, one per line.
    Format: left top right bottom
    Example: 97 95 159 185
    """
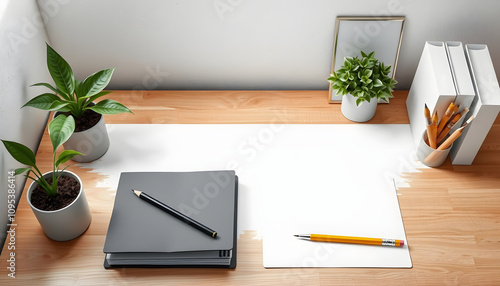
2 90 500 285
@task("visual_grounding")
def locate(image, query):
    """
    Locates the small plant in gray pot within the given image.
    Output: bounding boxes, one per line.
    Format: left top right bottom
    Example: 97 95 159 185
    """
328 51 397 122
23 43 133 162
1 115 91 241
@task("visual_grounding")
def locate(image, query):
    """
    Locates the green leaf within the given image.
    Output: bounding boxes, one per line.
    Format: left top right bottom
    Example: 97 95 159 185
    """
74 79 84 98
89 99 133 115
49 101 71 111
56 150 84 167
335 88 346 96
46 43 75 97
77 96 88 109
15 167 32 176
48 114 76 152
356 97 365 106
360 58 369 67
31 82 72 101
357 70 363 79
338 73 348 82
61 102 79 117
348 81 357 90
361 77 372 85
1 140 37 167
381 63 392 75
65 101 85 118
363 69 372 78
31 82 59 94
80 68 115 98
86 91 112 105
22 93 64 110
344 59 352 70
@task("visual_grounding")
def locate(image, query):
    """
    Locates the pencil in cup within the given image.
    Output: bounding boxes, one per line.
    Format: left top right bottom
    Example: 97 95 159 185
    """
436 107 469 144
429 110 439 149
437 101 456 135
424 116 474 165
424 104 436 149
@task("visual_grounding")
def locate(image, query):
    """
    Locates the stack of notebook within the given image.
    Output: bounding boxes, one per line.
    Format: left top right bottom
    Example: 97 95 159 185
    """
103 171 238 268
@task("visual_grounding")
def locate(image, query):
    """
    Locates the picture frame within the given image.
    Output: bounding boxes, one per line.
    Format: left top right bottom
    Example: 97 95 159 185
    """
329 16 405 103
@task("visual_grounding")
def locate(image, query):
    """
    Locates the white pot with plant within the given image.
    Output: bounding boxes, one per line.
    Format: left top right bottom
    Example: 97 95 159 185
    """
2 115 91 241
23 43 133 162
328 51 398 122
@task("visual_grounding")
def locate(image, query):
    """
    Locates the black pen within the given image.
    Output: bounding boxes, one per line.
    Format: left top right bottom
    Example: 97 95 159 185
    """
132 189 217 238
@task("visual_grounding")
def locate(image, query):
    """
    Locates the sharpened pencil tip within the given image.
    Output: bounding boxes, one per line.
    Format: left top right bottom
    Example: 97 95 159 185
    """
293 234 298 237
132 190 141 197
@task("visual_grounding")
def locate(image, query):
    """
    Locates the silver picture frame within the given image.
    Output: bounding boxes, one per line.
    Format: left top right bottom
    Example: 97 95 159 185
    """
329 16 405 103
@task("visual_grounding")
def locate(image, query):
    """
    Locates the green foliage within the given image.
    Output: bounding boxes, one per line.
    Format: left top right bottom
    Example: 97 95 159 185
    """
327 51 398 106
1 115 83 197
24 43 133 118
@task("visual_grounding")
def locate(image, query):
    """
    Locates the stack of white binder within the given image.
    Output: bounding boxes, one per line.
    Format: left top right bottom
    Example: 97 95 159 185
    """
407 41 500 165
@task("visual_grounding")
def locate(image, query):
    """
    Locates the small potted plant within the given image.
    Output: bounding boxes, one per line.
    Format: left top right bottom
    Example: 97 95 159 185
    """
1 115 91 241
328 51 398 122
23 43 133 162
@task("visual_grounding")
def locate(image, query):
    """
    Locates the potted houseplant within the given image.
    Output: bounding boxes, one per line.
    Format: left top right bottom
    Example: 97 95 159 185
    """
328 51 398 122
23 43 133 162
1 115 91 241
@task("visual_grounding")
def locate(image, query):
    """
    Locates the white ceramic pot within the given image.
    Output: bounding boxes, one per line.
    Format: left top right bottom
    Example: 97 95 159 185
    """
55 107 110 162
64 113 110 162
27 170 92 241
341 94 378 122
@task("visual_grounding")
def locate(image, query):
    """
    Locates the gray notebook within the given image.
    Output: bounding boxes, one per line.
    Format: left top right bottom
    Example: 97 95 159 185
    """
103 171 237 268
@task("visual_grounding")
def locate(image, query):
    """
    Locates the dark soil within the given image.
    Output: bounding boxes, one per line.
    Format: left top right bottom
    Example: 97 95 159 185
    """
73 109 102 132
30 175 81 211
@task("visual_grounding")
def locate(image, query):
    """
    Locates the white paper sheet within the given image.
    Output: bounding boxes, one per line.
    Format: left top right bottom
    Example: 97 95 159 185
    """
79 124 419 268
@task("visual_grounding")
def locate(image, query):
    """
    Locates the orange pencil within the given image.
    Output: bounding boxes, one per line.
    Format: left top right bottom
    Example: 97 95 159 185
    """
437 101 455 135
451 104 460 119
294 234 404 247
437 107 469 144
429 110 439 149
424 104 433 145
437 115 474 150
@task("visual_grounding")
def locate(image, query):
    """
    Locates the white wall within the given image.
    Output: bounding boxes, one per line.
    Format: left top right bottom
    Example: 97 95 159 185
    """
40 0 500 90
0 0 52 248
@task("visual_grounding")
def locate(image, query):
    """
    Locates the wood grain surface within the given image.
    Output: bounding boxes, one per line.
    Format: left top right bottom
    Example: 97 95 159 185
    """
2 90 500 285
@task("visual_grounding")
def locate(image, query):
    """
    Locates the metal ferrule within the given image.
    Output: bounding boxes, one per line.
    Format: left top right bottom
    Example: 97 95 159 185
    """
382 239 396 246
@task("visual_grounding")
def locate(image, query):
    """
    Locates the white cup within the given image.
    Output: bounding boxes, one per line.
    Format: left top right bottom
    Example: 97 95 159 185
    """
417 131 452 167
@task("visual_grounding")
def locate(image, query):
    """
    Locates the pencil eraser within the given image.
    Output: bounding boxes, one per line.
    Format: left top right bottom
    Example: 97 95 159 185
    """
400 240 405 246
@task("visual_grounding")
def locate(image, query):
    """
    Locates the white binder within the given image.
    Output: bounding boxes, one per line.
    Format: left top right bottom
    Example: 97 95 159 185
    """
450 44 500 165
406 41 456 148
445 42 476 133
